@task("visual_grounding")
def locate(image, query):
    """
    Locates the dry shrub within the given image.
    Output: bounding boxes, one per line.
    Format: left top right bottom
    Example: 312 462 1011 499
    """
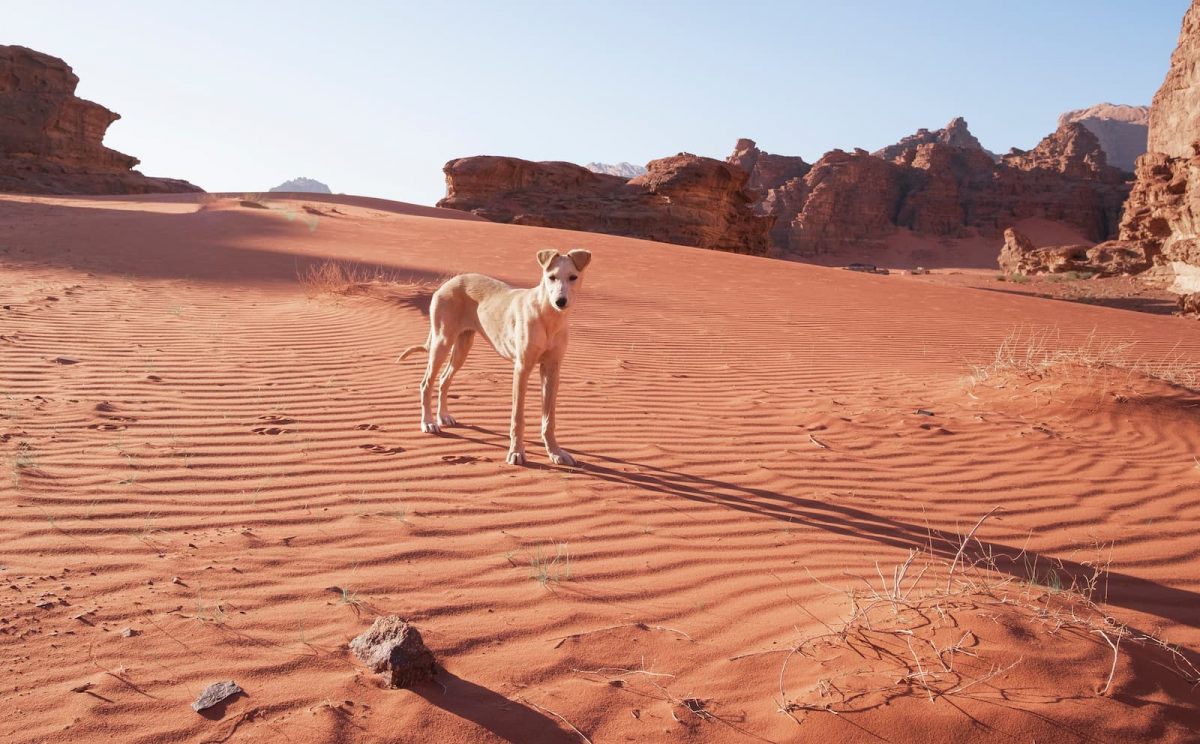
967 326 1199 394
297 261 443 299
769 516 1199 721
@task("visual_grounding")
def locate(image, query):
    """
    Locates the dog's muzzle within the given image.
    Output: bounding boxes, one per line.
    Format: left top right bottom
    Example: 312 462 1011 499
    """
555 297 568 309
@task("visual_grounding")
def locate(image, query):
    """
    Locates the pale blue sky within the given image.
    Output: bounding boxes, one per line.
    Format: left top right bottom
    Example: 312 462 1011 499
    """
4 1 1189 204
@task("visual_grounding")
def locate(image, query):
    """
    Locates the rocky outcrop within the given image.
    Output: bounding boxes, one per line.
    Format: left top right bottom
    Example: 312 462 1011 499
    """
736 119 1131 257
269 177 331 193
0 45 200 195
584 161 646 178
1059 103 1149 172
771 149 904 256
874 117 996 162
997 227 1153 276
727 138 810 193
438 153 773 255
1095 1 1200 292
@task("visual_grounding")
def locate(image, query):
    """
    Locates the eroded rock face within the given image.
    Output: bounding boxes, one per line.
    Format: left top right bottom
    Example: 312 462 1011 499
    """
772 149 904 256
438 153 773 255
736 119 1130 257
1112 1 1200 286
0 45 200 194
997 227 1156 277
1059 103 1149 172
874 117 995 163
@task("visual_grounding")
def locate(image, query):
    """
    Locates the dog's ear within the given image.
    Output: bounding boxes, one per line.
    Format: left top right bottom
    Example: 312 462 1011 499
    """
566 249 592 271
536 249 558 269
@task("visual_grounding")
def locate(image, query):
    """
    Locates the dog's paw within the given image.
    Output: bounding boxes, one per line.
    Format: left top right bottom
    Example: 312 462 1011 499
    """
437 413 458 427
506 450 527 466
548 450 577 467
421 421 441 434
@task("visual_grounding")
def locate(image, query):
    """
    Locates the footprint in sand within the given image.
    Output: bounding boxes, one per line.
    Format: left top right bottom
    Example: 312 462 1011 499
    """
257 414 297 425
88 423 127 432
252 426 291 436
354 423 380 431
359 444 403 455
440 455 480 465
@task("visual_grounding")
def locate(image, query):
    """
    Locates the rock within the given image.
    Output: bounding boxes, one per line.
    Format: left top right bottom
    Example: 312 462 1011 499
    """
438 154 773 255
584 162 646 178
771 148 905 257
0 45 201 195
873 117 995 162
349 616 436 689
120 627 138 637
733 119 1130 258
191 680 242 712
1105 2 1200 288
1179 292 1200 315
1085 239 1160 275
727 138 810 193
269 177 331 194
997 227 1150 277
1059 103 1150 172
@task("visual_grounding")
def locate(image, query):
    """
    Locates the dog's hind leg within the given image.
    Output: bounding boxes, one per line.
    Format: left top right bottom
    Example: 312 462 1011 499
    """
420 332 453 434
436 330 474 427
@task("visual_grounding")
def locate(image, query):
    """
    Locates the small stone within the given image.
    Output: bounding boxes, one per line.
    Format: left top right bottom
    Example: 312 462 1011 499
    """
191 680 242 712
349 616 436 689
170 576 182 585
53 357 79 365
120 628 138 637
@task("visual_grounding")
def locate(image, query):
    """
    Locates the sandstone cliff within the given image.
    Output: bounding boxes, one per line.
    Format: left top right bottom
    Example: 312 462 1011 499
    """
734 119 1130 258
437 154 773 255
1058 103 1149 172
1098 1 1200 291
0 45 200 195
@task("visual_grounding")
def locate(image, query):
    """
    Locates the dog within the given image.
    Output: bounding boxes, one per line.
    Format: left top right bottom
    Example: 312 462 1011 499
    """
399 248 592 466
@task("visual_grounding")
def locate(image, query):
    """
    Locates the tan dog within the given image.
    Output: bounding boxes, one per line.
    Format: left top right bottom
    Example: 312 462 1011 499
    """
400 249 592 466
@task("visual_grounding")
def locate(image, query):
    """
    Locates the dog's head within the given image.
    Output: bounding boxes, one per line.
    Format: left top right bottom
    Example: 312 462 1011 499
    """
536 248 592 311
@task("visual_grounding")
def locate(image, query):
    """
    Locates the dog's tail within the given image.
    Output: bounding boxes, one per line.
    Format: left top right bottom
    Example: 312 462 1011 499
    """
396 344 428 363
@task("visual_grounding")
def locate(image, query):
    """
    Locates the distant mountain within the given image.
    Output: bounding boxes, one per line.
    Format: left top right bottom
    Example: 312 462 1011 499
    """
1058 103 1149 172
584 162 647 178
269 177 332 194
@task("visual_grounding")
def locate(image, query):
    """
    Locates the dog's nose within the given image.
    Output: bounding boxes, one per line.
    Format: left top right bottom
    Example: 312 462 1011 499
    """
555 297 567 309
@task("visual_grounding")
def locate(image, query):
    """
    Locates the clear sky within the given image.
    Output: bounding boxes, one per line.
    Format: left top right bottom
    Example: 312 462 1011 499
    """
4 1 1190 204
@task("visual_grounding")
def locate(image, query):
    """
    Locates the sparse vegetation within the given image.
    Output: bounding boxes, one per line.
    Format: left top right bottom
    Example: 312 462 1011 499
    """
529 543 572 587
967 327 1200 393
296 260 444 299
766 513 1199 721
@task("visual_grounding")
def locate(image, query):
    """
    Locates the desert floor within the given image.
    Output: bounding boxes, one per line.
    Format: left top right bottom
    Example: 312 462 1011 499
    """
1 193 1198 743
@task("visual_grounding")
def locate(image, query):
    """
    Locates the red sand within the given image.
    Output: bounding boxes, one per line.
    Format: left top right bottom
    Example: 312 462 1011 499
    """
1 193 1198 743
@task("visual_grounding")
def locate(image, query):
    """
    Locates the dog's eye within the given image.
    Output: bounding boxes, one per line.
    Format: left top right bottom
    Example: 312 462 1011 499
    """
569 275 578 282
549 276 559 282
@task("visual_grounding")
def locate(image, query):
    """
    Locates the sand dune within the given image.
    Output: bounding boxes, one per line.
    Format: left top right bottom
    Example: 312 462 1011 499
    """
1 192 1198 742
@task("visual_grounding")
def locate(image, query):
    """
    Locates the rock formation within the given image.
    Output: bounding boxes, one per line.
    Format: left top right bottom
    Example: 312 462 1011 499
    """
734 119 1130 258
269 176 331 193
0 45 200 195
438 154 773 255
873 117 996 162
584 161 646 178
1083 1 1200 292
1059 103 1149 172
997 226 1153 276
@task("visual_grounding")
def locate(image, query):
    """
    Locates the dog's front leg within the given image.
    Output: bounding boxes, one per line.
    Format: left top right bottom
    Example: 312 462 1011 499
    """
507 363 532 465
540 359 576 466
